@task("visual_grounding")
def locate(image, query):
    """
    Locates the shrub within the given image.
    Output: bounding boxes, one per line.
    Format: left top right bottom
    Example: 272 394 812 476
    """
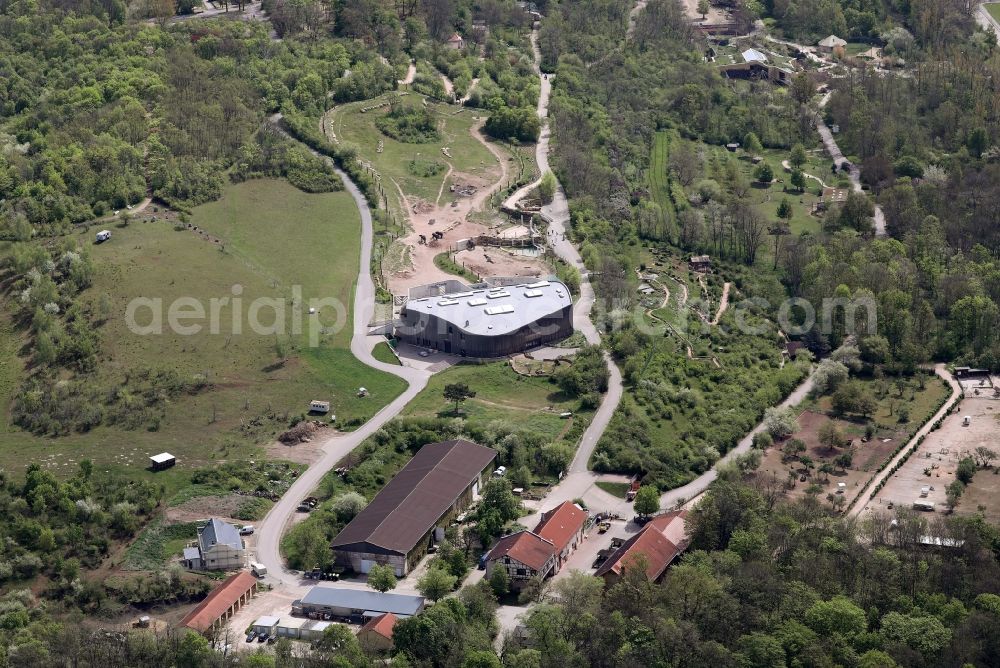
375 103 440 143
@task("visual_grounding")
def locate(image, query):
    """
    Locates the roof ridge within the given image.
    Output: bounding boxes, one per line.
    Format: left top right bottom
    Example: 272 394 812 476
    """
363 441 460 550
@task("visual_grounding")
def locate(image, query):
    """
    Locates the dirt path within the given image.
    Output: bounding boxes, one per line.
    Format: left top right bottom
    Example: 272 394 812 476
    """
711 282 731 325
399 61 416 85
441 73 455 100
434 163 454 207
458 78 480 105
816 92 886 236
781 159 829 188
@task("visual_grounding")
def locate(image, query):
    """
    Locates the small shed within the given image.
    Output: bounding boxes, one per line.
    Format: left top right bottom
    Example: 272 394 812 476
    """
689 255 712 272
149 452 176 471
301 620 333 641
447 33 464 50
253 616 280 636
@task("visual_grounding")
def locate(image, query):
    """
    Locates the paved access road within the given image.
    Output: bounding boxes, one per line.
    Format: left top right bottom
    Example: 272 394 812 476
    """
253 155 432 589
815 92 886 236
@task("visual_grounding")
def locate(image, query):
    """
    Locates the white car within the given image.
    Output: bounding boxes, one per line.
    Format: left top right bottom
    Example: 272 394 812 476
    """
494 466 506 477
239 525 255 535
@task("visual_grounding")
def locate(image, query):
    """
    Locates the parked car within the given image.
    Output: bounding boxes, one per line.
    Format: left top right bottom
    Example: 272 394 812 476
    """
257 633 268 643
240 525 255 535
245 631 257 643
478 553 489 570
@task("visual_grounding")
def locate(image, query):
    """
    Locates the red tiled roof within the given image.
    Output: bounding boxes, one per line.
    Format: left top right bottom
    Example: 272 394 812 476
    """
647 509 688 547
180 571 257 633
533 501 587 553
595 526 680 581
488 531 555 572
358 612 397 640
449 33 463 42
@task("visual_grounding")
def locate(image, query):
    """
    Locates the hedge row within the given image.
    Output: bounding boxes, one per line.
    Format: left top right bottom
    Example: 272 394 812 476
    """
855 383 965 507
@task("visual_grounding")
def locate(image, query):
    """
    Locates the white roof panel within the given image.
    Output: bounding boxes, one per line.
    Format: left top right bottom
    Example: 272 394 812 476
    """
403 280 572 336
150 452 175 463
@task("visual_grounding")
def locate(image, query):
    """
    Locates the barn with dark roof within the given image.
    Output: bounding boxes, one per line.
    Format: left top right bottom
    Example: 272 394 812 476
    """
331 439 496 576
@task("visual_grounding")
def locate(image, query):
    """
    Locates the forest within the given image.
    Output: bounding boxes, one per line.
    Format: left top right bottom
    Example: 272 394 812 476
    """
0 0 998 663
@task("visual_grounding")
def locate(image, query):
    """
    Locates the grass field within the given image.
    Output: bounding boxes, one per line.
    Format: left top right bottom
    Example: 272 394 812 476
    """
705 145 828 236
649 131 675 231
372 341 400 365
807 374 949 434
401 361 591 445
123 519 200 571
596 481 630 498
325 94 508 221
0 179 406 488
987 3 1000 23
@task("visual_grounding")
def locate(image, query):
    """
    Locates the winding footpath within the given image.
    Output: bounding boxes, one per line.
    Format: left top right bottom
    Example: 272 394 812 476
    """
816 92 886 236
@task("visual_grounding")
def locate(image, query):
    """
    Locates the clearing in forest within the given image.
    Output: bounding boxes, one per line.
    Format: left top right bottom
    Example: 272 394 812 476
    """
325 94 548 294
0 179 406 486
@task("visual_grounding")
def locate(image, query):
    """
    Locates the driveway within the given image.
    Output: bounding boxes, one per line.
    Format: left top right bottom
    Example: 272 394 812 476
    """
252 145 433 591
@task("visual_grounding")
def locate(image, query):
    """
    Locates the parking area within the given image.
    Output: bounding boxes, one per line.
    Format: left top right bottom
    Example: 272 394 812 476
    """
868 395 1000 513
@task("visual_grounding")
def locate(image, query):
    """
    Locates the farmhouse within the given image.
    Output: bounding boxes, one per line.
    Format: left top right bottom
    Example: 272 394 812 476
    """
486 531 557 590
396 280 573 357
689 255 712 272
183 518 245 571
484 501 588 590
534 501 589 568
180 571 258 635
331 439 496 575
357 612 398 652
293 587 425 620
595 510 688 587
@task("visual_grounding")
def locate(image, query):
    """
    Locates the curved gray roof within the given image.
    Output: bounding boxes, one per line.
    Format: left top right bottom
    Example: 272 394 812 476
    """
403 280 571 336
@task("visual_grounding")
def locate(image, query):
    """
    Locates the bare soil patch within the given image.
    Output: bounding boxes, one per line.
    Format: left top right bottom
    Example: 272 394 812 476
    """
755 410 901 504
388 122 549 294
265 437 326 466
873 397 1000 515
166 495 246 523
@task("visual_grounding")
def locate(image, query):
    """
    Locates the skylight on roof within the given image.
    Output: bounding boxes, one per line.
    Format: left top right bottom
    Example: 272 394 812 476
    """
527 280 550 288
524 289 543 298
485 304 515 315
468 298 488 306
487 290 510 298
438 299 459 306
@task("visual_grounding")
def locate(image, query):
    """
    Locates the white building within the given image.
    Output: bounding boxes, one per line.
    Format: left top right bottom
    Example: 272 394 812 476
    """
183 519 245 571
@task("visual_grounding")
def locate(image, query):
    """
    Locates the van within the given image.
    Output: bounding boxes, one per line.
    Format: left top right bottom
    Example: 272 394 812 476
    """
251 562 267 577
95 230 111 243
240 525 255 535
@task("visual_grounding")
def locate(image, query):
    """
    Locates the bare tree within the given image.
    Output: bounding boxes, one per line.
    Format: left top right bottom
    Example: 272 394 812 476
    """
729 201 766 265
